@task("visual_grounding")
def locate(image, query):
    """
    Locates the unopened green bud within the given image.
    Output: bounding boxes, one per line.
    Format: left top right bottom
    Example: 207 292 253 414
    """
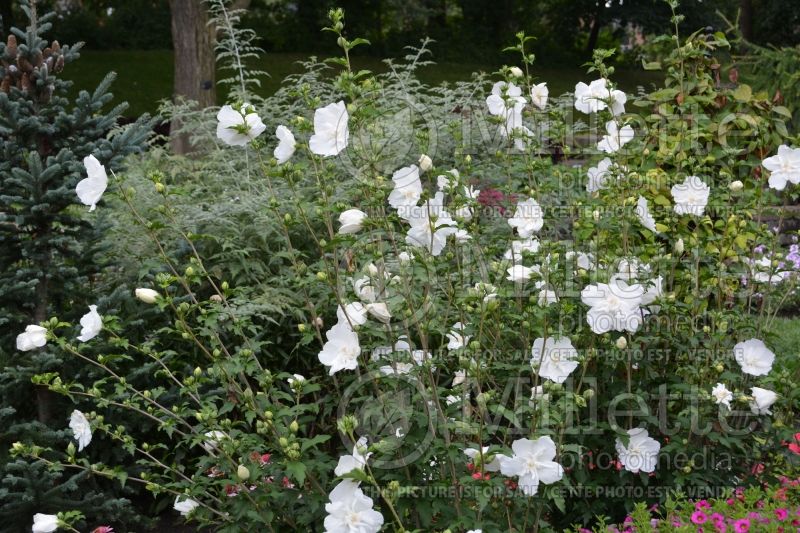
337 415 358 434
290 420 299 433
237 464 250 481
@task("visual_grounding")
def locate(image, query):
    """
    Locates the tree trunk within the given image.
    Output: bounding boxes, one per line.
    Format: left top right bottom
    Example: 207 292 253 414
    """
168 0 216 155
586 10 602 54
34 250 53 424
230 0 252 10
0 0 14 38
739 0 753 41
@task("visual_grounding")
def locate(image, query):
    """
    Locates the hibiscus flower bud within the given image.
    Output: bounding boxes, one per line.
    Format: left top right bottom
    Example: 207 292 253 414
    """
134 288 159 304
337 415 358 434
289 420 299 433
729 180 743 191
418 154 433 172
237 464 250 481
509 66 524 78
338 208 367 234
615 336 628 350
674 238 684 254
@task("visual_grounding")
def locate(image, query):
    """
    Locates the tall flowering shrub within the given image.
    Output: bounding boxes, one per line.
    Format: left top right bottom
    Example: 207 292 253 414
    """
11 3 800 532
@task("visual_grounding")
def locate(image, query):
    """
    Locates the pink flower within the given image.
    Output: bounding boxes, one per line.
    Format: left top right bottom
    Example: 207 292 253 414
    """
775 508 788 521
692 511 709 524
733 518 750 533
696 500 711 510
91 528 114 533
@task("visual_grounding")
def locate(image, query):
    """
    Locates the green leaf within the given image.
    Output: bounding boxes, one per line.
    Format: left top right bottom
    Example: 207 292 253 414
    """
300 434 331 453
552 492 566 513
641 60 662 71
731 84 752 102
653 195 671 207
773 106 793 119
285 461 307 485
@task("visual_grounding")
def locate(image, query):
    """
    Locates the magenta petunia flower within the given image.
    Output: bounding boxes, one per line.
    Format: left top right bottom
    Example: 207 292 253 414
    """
733 518 750 533
692 511 709 524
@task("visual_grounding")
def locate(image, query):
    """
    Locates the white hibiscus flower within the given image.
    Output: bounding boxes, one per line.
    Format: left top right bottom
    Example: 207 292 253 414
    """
323 480 384 533
273 125 296 163
763 144 800 191
581 277 645 334
508 198 544 237
597 121 634 153
615 428 660 473
671 175 710 216
69 409 92 451
531 336 579 384
733 339 775 376
309 101 349 156
76 155 108 211
318 322 361 375
216 104 266 146
711 383 733 409
499 436 564 496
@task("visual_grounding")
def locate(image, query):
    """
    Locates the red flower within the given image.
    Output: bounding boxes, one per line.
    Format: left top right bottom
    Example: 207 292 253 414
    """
787 433 800 455
91 528 114 533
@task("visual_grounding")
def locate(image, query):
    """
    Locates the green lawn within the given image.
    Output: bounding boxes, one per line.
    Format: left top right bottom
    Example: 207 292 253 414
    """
61 49 662 117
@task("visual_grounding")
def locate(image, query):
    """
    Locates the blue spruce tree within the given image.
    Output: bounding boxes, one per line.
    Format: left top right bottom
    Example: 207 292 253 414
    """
0 1 153 529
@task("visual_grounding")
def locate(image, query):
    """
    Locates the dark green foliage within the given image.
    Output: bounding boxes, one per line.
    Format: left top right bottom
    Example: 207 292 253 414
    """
0 1 152 530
